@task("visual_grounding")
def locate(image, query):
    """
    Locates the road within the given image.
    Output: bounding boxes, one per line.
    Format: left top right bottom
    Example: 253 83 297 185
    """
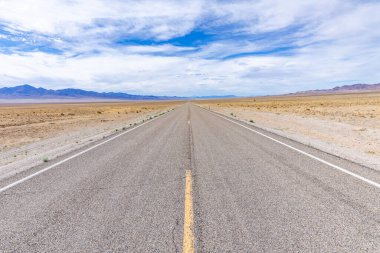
0 103 379 252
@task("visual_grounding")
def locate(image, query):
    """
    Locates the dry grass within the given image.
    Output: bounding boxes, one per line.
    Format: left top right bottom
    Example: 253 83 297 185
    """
0 100 183 151
197 92 380 128
197 92 380 167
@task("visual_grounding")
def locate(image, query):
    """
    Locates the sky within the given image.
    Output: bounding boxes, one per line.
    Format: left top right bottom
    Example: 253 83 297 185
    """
0 0 380 96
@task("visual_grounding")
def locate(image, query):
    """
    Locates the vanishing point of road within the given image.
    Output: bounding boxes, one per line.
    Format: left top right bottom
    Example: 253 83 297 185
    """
0 103 379 252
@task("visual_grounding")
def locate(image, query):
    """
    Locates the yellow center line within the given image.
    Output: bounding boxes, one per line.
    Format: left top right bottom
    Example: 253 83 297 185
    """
183 170 195 253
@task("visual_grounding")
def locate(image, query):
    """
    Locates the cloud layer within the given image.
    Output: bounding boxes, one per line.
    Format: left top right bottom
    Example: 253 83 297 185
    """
0 0 380 96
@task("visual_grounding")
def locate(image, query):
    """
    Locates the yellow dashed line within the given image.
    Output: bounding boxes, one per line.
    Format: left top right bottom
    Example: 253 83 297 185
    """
183 170 195 253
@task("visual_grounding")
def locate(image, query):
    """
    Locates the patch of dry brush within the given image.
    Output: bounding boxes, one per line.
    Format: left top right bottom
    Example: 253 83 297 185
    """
198 92 380 127
0 101 182 151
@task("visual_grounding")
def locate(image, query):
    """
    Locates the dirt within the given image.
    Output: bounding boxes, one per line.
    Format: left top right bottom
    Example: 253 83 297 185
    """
0 101 182 180
197 92 380 171
0 101 182 151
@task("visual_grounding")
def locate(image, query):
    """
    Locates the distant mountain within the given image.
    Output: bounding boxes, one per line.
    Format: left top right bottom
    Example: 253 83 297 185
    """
289 83 380 95
192 95 236 99
0 84 182 100
0 84 238 100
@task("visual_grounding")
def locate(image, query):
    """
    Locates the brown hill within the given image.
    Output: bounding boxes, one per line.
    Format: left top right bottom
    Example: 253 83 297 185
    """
290 83 380 95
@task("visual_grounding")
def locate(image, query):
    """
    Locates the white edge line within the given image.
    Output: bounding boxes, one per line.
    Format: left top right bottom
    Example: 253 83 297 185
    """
202 106 380 189
0 111 169 194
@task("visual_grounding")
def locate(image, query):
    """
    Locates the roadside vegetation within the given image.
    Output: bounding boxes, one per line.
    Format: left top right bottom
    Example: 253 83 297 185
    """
0 101 182 151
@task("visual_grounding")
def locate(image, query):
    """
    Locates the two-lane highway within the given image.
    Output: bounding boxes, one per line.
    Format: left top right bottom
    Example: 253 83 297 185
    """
0 103 379 252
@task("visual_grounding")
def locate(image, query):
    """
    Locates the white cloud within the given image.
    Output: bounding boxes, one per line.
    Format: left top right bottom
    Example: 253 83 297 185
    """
0 0 380 95
0 0 204 40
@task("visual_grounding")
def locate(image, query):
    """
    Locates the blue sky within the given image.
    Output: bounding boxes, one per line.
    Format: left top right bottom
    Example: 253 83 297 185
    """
0 0 380 96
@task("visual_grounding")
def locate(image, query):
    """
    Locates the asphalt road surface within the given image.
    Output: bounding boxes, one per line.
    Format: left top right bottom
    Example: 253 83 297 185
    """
0 103 379 252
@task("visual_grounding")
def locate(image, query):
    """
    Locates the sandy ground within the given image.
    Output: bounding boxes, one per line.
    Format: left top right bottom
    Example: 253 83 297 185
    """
0 101 182 180
197 92 380 171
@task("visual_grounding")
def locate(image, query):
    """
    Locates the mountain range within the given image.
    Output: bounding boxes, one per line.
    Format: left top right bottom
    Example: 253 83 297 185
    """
2 83 378 100
289 83 380 95
0 84 185 100
0 84 237 100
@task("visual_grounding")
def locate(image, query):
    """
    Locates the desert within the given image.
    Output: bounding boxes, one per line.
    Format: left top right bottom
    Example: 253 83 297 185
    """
2 92 379 180
0 100 182 179
197 92 380 171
